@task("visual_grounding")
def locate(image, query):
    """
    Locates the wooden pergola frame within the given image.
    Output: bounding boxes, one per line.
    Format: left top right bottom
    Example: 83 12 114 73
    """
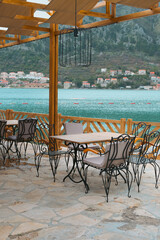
0 0 160 134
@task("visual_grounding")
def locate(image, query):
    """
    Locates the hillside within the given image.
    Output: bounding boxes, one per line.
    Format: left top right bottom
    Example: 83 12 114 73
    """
1 5 160 81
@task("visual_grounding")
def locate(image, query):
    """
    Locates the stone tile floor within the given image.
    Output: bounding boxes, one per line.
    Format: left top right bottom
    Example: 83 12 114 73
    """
0 148 160 240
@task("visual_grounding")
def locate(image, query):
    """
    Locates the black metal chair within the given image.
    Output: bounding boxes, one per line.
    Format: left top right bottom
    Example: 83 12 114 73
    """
0 119 7 165
131 122 151 152
82 134 135 202
35 123 69 181
130 130 160 192
6 118 37 161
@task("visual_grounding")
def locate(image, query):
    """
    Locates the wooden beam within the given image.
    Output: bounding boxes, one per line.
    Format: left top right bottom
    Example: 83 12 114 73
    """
55 28 74 36
79 10 110 19
79 7 160 29
0 36 18 41
0 32 50 48
15 15 48 22
49 24 59 136
1 0 47 9
23 25 50 32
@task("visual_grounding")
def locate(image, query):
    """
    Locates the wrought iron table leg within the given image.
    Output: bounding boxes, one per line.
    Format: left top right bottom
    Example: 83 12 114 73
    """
63 144 89 192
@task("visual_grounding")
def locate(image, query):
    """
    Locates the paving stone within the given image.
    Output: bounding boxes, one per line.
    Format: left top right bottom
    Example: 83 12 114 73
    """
56 203 87 218
0 215 29 224
9 202 38 213
3 181 26 190
0 225 13 240
23 189 46 203
134 207 157 219
0 208 16 218
95 232 136 240
79 195 105 205
61 214 100 226
32 225 87 240
11 222 48 237
22 207 56 221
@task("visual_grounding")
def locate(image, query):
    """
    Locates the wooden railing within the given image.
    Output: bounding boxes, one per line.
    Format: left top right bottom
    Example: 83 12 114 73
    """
59 114 126 135
1 109 160 139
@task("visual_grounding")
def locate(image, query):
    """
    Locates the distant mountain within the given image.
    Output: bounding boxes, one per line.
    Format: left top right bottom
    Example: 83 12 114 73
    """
1 6 160 80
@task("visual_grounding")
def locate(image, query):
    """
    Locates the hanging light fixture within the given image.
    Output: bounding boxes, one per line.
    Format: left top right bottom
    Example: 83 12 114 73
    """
59 0 92 67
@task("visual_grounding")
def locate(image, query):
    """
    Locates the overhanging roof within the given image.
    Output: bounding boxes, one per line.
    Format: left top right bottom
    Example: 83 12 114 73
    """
0 0 160 48
45 0 99 25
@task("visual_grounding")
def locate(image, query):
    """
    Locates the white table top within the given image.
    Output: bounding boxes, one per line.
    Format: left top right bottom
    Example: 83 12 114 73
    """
51 132 125 144
6 120 18 126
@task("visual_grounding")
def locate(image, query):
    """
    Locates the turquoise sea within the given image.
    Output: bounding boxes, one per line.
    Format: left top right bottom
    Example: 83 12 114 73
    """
0 88 160 122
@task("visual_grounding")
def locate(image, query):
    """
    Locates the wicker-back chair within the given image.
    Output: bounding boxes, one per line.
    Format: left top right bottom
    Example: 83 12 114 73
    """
130 130 160 192
7 118 37 160
83 134 135 202
35 123 69 181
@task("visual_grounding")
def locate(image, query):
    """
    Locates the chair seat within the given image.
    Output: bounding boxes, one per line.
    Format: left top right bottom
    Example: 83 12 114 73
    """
7 135 17 141
48 150 67 157
7 135 33 142
83 156 105 169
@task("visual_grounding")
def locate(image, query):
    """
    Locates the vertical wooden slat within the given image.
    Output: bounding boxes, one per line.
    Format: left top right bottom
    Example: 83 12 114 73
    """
106 1 110 15
120 118 126 133
127 118 133 134
49 23 59 136
111 3 116 18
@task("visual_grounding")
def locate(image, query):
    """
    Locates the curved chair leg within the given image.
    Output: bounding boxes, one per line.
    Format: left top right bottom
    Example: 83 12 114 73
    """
24 142 28 157
134 164 144 192
101 171 112 202
131 163 137 182
35 154 43 177
49 155 61 182
15 142 21 161
150 162 160 189
83 165 89 193
65 153 70 172
126 168 133 198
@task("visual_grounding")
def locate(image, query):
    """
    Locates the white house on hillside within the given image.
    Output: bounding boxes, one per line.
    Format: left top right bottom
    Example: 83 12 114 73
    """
138 69 146 75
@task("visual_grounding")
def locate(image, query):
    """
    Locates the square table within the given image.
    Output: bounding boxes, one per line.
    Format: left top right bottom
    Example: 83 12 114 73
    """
51 132 123 191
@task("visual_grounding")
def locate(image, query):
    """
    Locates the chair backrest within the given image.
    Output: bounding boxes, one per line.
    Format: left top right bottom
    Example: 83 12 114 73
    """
104 134 135 169
0 119 7 141
64 122 83 135
140 130 160 161
17 118 37 141
132 122 151 139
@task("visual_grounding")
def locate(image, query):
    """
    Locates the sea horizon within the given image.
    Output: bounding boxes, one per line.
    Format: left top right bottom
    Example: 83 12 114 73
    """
0 88 160 123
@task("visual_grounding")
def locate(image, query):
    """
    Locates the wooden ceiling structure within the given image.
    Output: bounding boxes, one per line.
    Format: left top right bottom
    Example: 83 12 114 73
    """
0 0 160 131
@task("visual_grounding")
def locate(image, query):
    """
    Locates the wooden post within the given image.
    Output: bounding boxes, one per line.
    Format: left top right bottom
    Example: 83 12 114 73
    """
120 118 126 133
106 1 110 15
58 113 62 135
49 24 59 136
111 3 116 18
127 119 133 134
